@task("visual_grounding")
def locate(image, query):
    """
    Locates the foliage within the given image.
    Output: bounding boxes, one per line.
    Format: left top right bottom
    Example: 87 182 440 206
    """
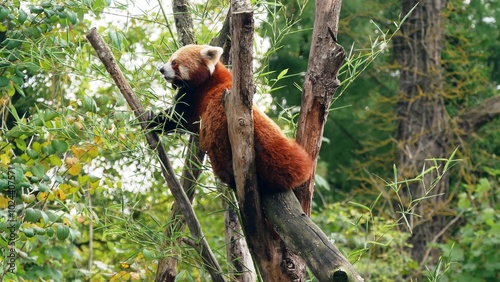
313 202 415 281
439 174 500 281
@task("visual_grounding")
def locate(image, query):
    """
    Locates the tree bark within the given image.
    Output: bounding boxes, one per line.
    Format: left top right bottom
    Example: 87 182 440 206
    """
262 191 364 281
394 0 449 264
155 136 205 282
223 188 257 281
226 0 307 279
226 0 362 281
225 1 290 280
295 0 345 216
172 0 195 46
209 11 257 281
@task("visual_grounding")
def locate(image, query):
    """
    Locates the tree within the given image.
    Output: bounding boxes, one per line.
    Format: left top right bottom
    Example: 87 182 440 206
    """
393 0 450 263
394 0 500 268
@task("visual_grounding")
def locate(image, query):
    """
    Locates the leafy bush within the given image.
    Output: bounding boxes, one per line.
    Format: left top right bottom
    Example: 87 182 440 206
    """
439 174 500 281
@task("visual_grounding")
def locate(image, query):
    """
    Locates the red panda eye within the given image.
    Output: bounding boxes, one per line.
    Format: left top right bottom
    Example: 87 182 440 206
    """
171 60 177 66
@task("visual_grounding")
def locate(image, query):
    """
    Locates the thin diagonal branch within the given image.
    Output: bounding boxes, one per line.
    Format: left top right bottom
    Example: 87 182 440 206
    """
86 28 225 282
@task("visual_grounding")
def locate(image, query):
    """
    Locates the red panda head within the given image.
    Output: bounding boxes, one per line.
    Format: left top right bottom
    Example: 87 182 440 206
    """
159 44 223 88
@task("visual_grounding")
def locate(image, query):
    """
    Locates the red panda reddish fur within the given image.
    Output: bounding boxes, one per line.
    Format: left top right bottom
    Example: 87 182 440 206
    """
159 45 313 192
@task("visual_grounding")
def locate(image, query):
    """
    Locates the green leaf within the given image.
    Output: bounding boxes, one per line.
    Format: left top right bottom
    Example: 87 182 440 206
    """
0 7 9 21
51 139 68 154
66 10 77 25
15 138 26 151
0 76 9 87
20 193 35 203
26 149 39 159
277 68 288 80
29 5 44 14
83 95 97 111
56 224 70 240
25 207 41 223
38 183 49 192
13 166 24 184
31 162 46 178
46 227 54 237
142 249 155 259
108 30 123 50
9 75 23 86
23 227 35 238
314 174 330 190
34 226 46 235
43 109 59 122
41 145 56 155
0 179 8 190
457 193 471 209
18 9 28 24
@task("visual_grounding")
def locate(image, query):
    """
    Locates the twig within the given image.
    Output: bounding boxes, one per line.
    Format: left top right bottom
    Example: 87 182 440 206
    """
420 210 464 264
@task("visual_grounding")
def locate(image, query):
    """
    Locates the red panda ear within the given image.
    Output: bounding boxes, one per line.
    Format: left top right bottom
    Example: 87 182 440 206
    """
200 46 223 74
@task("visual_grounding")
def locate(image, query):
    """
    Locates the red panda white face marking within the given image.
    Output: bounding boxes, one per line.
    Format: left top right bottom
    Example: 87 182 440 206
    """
159 45 223 88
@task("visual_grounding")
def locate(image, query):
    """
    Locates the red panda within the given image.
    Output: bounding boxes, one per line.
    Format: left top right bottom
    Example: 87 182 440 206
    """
153 44 313 193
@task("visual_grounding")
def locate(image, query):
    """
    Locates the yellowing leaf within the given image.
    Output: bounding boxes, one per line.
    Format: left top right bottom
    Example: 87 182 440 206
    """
111 271 130 282
60 183 71 193
37 192 48 201
55 189 66 201
32 141 41 151
62 217 71 226
0 195 8 209
68 163 82 176
49 155 63 166
71 145 86 158
88 145 99 158
90 179 100 189
65 156 78 166
74 121 84 130
60 183 79 194
47 192 55 201
94 136 103 145
1 154 10 166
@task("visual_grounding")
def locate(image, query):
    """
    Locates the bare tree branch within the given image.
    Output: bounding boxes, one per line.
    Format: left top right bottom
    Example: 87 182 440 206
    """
225 0 299 279
262 191 364 281
458 95 500 134
172 0 195 45
155 135 205 282
86 28 225 282
295 0 345 216
155 0 201 279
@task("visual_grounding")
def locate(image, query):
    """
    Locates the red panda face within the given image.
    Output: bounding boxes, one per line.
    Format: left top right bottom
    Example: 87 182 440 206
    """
159 44 223 88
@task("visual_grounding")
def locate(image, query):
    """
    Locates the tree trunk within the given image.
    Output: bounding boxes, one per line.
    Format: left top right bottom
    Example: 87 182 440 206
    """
295 0 344 216
394 0 449 264
223 188 257 282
